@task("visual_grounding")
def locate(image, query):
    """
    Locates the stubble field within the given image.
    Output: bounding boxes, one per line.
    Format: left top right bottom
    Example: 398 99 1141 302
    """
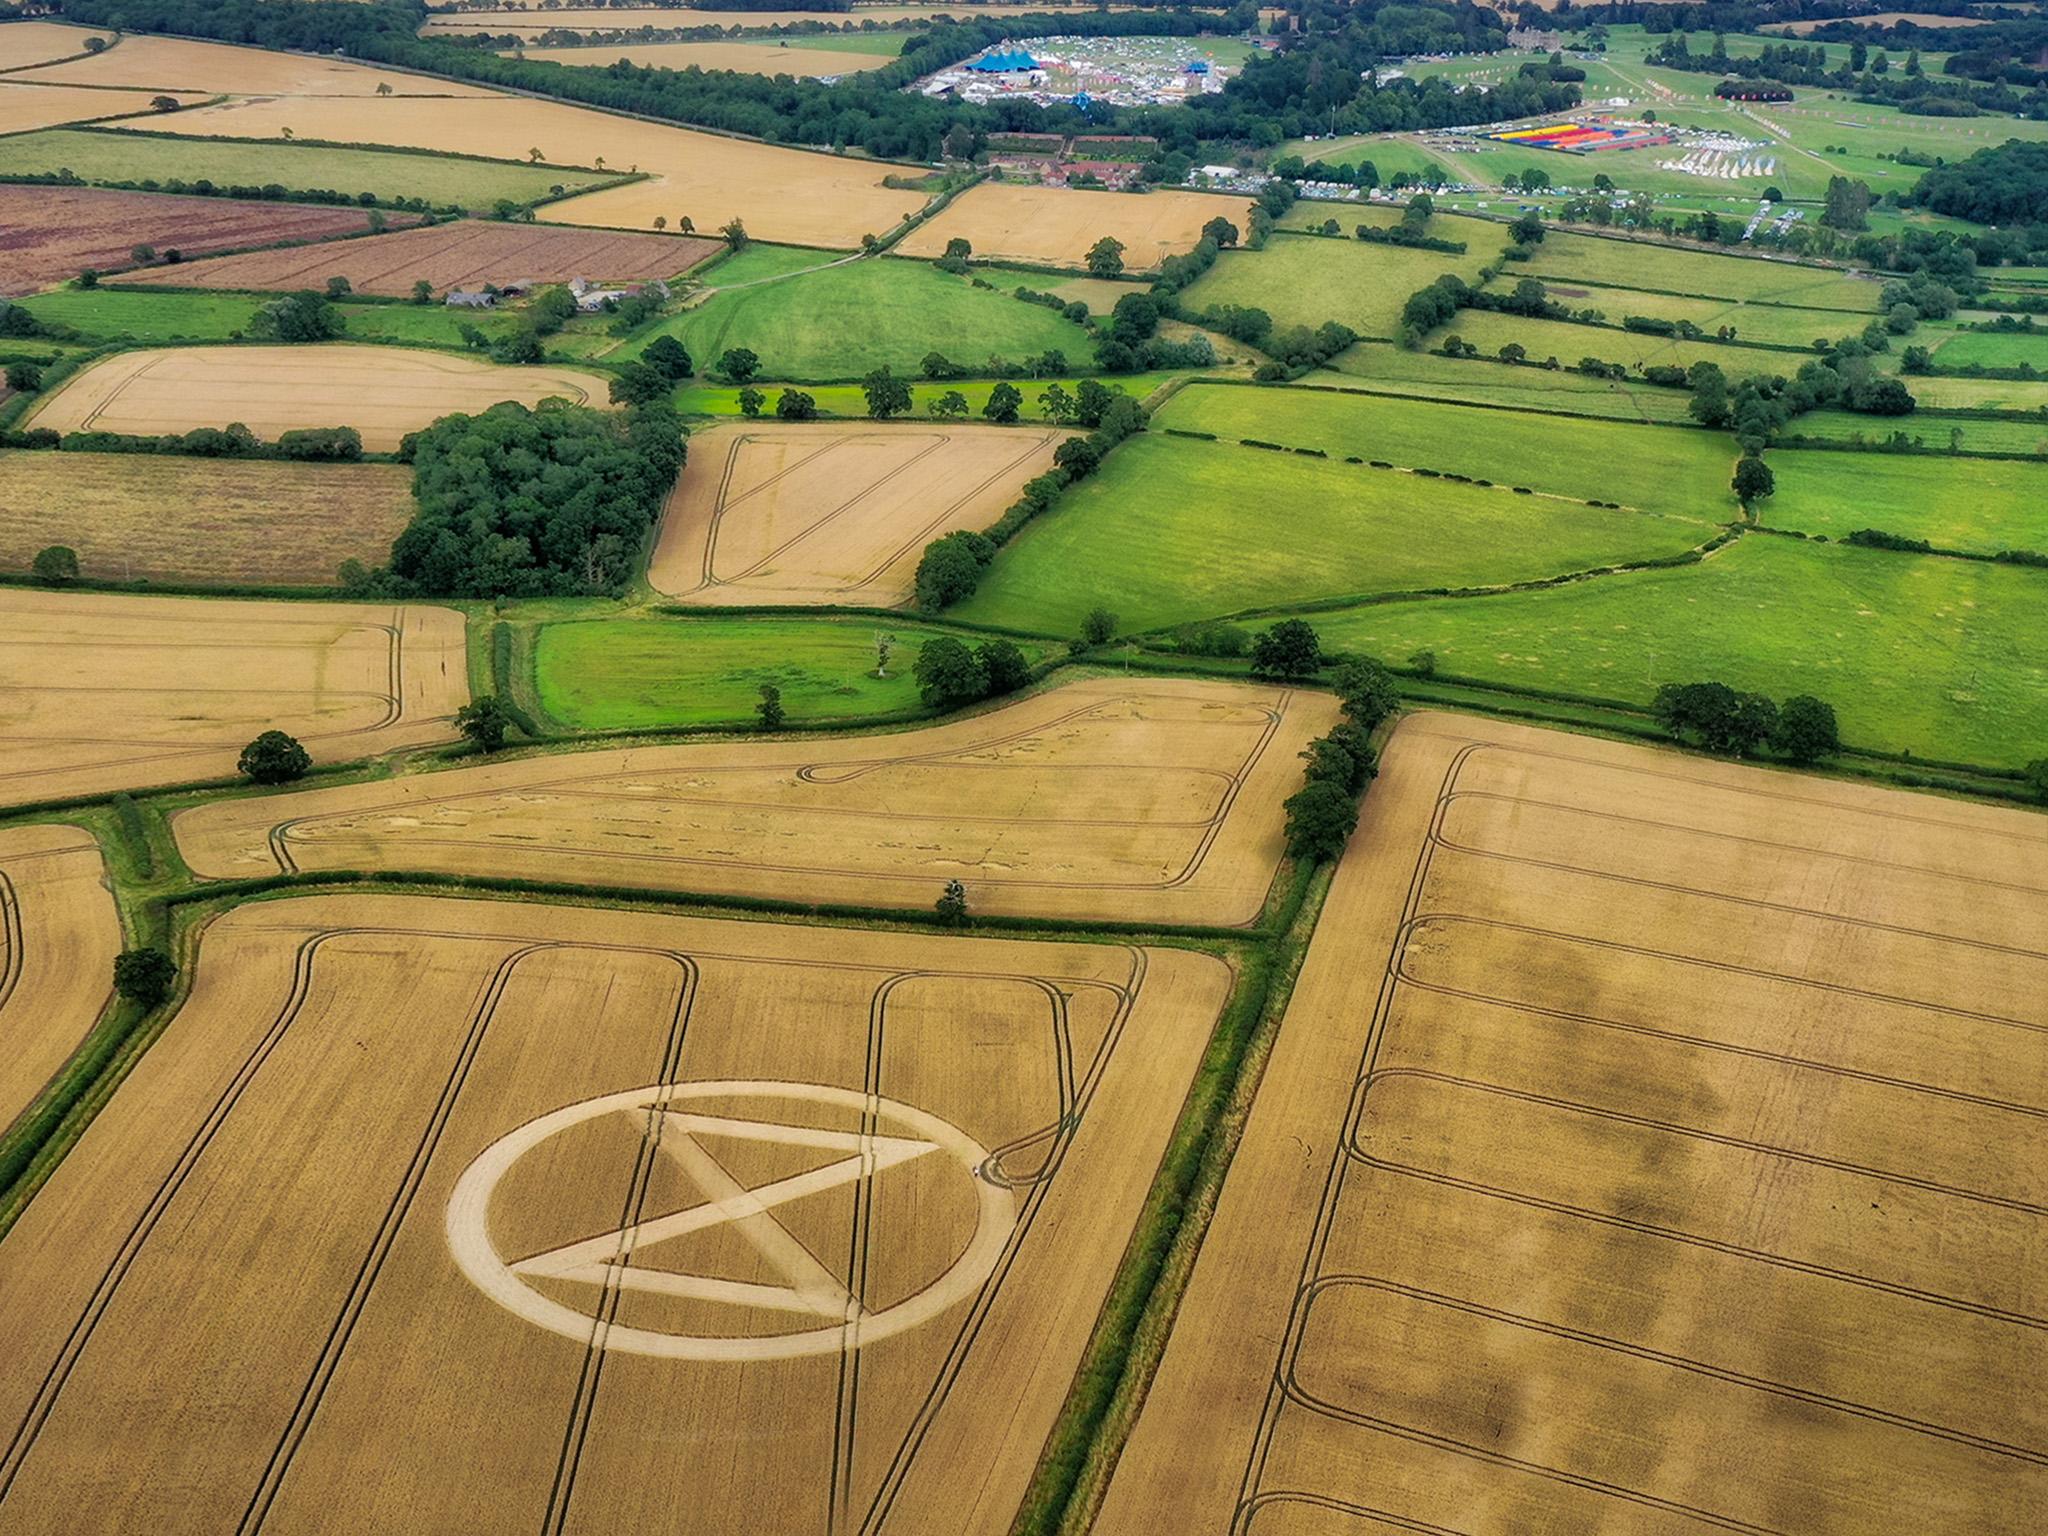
0 892 1225 1536
0 824 116 1137
0 590 467 805
25 344 608 449
648 420 1061 607
106 218 720 296
1100 711 2048 1535
898 183 1252 271
0 452 413 588
173 677 1336 926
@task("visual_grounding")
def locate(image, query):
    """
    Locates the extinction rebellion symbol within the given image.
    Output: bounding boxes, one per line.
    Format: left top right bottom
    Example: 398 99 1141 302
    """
446 1081 1016 1361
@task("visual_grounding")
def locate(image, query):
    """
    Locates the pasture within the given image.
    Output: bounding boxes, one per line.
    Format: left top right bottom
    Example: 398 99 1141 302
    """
1535 277 1872 349
1437 309 1806 378
175 677 1334 925
1793 410 2048 457
0 891 1223 1535
1904 374 2048 411
26 345 608 450
1522 230 1887 311
1154 382 1739 520
128 93 929 249
0 590 466 805
648 420 1061 606
1769 448 2048 553
514 40 894 76
0 128 612 212
1102 712 2048 1535
1298 532 2048 767
107 218 719 297
530 614 1052 729
1177 226 1510 341
0 451 413 588
953 434 1723 636
1930 329 2048 371
1327 344 1699 422
898 183 1249 271
0 823 117 1137
642 251 1094 379
0 184 404 296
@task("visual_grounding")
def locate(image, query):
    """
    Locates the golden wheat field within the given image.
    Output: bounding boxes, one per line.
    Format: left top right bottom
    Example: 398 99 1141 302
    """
0 892 1225 1535
897 183 1252 270
0 22 112 70
9 31 496 96
515 40 894 76
648 421 1061 608
0 590 466 806
26 345 607 450
422 6 1127 33
0 451 412 588
0 824 116 1137
172 677 1335 925
0 80 203 133
122 92 927 248
1099 712 2048 1535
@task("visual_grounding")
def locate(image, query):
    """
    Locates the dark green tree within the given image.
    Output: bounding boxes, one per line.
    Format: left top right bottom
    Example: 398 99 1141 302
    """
2026 759 2048 805
1333 657 1400 726
1080 607 1118 646
934 879 969 925
776 388 818 421
737 386 764 417
982 382 1023 424
643 335 693 381
913 636 989 708
976 638 1030 696
113 948 177 1008
718 346 759 382
31 545 78 585
862 366 912 420
1283 780 1359 861
455 696 513 753
1201 215 1240 248
5 361 43 393
1250 619 1323 680
238 729 311 785
1732 453 1776 508
609 362 670 405
756 683 785 730
250 290 345 343
1772 695 1840 764
914 531 987 610
1085 236 1126 278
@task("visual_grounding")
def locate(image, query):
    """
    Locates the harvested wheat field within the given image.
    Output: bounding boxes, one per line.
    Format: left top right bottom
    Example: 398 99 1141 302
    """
1099 711 2048 1535
107 217 719 297
27 345 606 450
0 589 466 806
0 81 202 134
0 452 412 588
128 93 927 248
0 184 411 297
898 183 1251 270
649 420 1061 607
0 824 116 1137
0 22 112 71
0 891 1224 1535
517 39 895 75
424 6 1118 32
9 33 496 97
174 677 1333 924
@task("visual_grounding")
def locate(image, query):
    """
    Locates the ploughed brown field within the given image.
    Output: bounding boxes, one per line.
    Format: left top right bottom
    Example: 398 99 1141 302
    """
0 823 116 1138
0 590 467 806
897 182 1253 271
1099 712 2048 1535
107 217 721 297
25 344 607 450
0 451 413 588
0 184 414 296
0 892 1226 1535
173 677 1335 925
647 420 1061 608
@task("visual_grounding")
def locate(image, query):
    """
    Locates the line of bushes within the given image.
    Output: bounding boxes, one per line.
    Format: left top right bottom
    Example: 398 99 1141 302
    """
0 422 369 461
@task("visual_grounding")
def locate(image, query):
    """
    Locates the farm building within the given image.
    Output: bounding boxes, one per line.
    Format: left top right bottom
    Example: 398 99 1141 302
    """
445 289 496 308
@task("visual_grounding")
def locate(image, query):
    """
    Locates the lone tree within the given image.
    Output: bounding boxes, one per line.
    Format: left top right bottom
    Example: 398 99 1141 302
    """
874 631 895 678
756 683 785 730
238 730 311 785
942 236 973 261
1250 619 1323 680
934 879 969 925
982 381 1022 424
722 218 750 251
1283 780 1359 861
1772 695 1840 764
1080 607 1118 646
31 545 78 585
150 94 180 113
643 335 693 381
1085 236 1126 278
1732 452 1776 509
455 696 513 753
737 386 765 418
718 346 759 383
1201 215 1239 249
927 389 969 420
113 948 177 1008
776 387 817 421
862 366 912 420
411 278 434 304
914 637 988 708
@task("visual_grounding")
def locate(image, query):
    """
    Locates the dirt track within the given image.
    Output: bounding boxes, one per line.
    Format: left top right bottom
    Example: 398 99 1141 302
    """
647 421 1061 607
0 824 115 1137
0 892 1225 1535
172 677 1336 925
1099 711 2048 1535
0 590 467 806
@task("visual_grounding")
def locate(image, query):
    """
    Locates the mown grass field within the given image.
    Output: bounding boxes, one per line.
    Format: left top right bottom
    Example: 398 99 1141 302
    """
1768 449 2048 553
638 251 1092 379
1930 330 2048 370
15 287 522 346
1904 374 2048 411
532 615 1050 729
952 434 1723 637
0 128 609 211
1326 344 1698 422
1440 310 1806 378
1538 280 1869 349
1177 224 1511 342
1793 411 2048 457
1295 533 2048 767
1155 383 1739 521
1521 232 1886 311
670 369 1189 417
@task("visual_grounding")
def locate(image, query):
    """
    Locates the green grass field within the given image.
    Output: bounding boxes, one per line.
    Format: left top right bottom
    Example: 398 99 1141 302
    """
1440 309 1807 377
1177 223 1511 341
636 251 1092 380
780 30 917 55
670 369 1189 417
532 616 1047 730
0 129 610 211
952 433 1723 637
1930 330 2048 370
1522 232 1886 311
1768 449 2048 553
1155 382 1739 520
1292 532 2048 767
1538 279 1868 348
1793 411 2048 457
14 288 521 346
1904 375 2048 411
1326 343 1700 422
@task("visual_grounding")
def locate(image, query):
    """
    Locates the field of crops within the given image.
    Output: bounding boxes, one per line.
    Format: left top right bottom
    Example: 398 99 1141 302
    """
898 183 1250 271
514 39 894 75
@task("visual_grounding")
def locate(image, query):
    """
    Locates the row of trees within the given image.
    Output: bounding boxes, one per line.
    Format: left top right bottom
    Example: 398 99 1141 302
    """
1652 682 1841 764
